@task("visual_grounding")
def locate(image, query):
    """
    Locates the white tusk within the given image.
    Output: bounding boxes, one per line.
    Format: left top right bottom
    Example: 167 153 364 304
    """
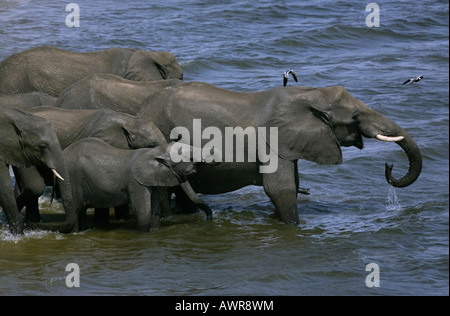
51 169 65 181
376 134 404 142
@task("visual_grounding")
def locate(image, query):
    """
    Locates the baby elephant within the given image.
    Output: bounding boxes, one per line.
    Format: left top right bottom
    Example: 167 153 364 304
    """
63 138 212 232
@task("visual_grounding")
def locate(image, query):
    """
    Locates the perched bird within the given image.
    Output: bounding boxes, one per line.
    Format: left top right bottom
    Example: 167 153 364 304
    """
283 70 298 86
402 75 423 85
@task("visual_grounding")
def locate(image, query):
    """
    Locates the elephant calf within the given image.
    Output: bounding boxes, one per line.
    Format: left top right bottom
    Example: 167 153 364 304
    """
63 138 213 232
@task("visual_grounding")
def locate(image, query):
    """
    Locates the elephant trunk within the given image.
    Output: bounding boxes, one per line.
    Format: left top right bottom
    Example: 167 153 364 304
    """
39 149 78 233
383 131 422 188
55 165 78 232
365 113 422 188
179 181 213 220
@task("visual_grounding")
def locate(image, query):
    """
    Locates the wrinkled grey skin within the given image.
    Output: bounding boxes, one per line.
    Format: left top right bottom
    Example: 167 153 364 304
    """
14 107 167 223
64 138 212 232
0 46 184 97
0 105 76 234
137 82 422 225
57 74 184 115
0 92 56 110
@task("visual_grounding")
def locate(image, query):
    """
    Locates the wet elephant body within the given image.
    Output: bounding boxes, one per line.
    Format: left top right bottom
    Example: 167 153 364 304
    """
0 105 77 234
137 82 422 224
64 138 212 232
0 92 56 110
56 74 184 115
13 107 167 223
0 46 184 97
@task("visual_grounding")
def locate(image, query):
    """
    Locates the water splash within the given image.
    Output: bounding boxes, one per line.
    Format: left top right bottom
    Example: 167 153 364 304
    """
0 211 64 243
386 186 402 211
0 227 65 243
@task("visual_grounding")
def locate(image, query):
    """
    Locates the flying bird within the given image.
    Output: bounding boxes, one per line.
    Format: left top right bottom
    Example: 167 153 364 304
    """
402 75 423 85
283 70 298 86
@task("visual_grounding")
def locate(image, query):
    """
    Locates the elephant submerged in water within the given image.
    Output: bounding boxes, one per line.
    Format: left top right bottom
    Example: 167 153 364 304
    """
137 82 422 224
13 107 167 224
0 105 76 234
0 46 184 97
56 74 184 115
64 138 213 232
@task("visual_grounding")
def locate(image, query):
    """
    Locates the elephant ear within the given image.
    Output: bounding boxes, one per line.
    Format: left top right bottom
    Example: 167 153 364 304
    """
0 107 32 168
124 51 167 81
131 149 181 187
267 98 342 165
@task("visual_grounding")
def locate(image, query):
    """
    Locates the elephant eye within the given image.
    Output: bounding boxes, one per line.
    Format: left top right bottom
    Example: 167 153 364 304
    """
39 143 47 150
352 113 360 121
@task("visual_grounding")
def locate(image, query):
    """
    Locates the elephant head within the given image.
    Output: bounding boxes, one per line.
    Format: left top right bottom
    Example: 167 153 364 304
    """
124 50 184 81
123 119 168 149
267 86 422 188
87 110 168 150
130 143 198 187
0 106 77 233
130 142 212 219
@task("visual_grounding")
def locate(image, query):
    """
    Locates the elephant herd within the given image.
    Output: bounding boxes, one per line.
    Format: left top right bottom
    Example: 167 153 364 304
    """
0 46 422 235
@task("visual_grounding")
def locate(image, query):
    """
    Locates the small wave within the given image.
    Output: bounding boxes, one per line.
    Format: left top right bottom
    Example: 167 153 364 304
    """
181 58 222 73
0 226 64 244
277 25 420 52
0 0 34 10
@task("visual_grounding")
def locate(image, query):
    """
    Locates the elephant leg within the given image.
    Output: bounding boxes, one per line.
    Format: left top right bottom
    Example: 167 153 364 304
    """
156 187 171 217
24 199 40 223
0 164 24 234
129 184 152 232
13 167 45 222
77 207 88 231
149 188 161 230
94 208 110 227
262 159 299 225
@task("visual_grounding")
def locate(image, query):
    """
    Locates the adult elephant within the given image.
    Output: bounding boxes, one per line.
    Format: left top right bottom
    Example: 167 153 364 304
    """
137 82 422 224
14 107 167 223
56 74 183 115
0 105 76 234
0 92 56 110
0 46 184 97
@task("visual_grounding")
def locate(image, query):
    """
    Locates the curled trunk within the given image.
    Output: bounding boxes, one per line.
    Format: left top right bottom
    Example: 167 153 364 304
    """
179 181 213 220
361 109 422 188
384 131 422 188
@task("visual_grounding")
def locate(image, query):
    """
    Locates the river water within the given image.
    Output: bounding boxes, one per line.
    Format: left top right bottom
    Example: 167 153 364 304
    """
0 0 448 296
